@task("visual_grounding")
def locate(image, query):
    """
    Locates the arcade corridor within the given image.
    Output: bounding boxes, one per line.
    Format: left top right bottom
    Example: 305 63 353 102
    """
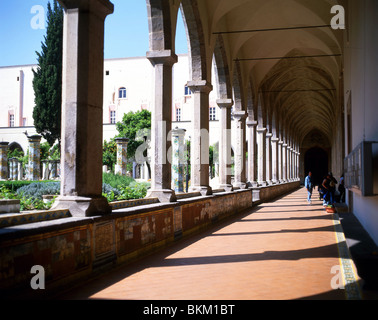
56 188 365 300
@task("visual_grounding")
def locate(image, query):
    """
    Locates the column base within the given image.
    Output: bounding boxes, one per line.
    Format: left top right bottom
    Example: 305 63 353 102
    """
258 181 268 187
233 182 248 189
146 189 177 203
51 195 112 217
218 184 234 192
247 181 258 188
189 185 213 196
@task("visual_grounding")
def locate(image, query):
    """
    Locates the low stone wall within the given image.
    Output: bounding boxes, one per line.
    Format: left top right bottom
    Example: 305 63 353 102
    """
253 180 301 203
0 199 20 214
0 182 298 298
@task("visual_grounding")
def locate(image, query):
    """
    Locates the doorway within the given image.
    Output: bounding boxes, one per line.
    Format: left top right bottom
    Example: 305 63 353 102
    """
304 147 328 186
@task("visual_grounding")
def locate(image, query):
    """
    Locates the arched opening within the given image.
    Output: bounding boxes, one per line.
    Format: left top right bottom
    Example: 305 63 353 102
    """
304 147 328 186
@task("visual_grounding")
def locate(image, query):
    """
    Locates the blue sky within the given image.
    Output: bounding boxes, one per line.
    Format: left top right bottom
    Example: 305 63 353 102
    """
0 0 188 67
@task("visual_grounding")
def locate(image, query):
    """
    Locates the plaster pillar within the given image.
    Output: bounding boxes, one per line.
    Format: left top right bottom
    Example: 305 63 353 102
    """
50 160 58 179
233 111 248 189
115 138 129 176
27 135 41 181
289 147 294 181
247 120 257 187
266 133 273 185
271 137 280 184
256 127 267 186
217 99 233 191
278 141 283 183
171 127 186 193
145 50 177 202
0 142 9 181
52 0 114 216
282 143 288 182
187 80 213 196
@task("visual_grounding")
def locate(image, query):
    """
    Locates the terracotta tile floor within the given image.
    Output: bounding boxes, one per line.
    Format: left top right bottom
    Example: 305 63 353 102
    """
58 188 362 300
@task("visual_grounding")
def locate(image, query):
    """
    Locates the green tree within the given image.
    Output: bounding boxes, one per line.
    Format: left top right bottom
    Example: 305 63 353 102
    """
32 0 63 146
116 110 152 159
103 139 117 170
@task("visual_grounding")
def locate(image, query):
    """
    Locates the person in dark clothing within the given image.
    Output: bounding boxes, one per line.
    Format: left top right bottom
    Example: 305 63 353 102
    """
322 172 338 205
305 171 314 204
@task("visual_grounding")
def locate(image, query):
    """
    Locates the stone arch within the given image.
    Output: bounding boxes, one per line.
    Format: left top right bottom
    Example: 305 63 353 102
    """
213 34 232 100
8 142 24 155
146 0 175 51
180 0 209 81
232 60 245 111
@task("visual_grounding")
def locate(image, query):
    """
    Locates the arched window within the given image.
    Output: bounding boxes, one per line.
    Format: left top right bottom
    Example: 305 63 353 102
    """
119 87 127 99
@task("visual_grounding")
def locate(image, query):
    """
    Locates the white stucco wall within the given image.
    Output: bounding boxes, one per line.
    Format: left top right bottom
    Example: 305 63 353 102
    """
344 0 378 245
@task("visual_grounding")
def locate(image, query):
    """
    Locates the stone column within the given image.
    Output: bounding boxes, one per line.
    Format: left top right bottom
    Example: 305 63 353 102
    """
49 160 56 179
271 137 279 184
282 143 288 182
290 147 294 181
52 0 114 216
266 133 273 185
288 145 292 181
217 99 233 191
171 127 186 193
187 80 213 196
18 161 23 180
9 158 19 181
115 138 129 176
247 120 257 187
256 127 267 186
42 160 49 180
233 111 248 189
278 141 283 183
27 135 42 181
0 142 8 180
146 50 178 202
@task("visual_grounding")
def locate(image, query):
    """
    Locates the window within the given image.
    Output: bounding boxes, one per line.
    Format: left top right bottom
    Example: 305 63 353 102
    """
110 110 116 124
209 107 216 121
184 85 191 96
9 114 15 127
176 106 181 122
119 87 127 99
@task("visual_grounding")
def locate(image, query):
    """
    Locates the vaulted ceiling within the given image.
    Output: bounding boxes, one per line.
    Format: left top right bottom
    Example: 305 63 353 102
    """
178 0 345 145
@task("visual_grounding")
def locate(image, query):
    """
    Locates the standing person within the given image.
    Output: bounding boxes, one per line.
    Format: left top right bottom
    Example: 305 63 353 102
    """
305 171 314 204
322 173 331 206
328 172 338 205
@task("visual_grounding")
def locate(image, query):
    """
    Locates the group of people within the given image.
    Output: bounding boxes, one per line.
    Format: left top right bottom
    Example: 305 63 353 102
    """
305 171 345 206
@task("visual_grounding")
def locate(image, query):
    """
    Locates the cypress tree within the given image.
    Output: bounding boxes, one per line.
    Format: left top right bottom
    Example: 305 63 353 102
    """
32 0 63 146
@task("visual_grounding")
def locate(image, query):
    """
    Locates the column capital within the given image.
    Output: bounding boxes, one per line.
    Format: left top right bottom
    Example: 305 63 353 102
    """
266 133 273 138
256 127 267 133
282 143 288 148
172 127 186 136
27 134 42 142
216 99 233 109
232 110 247 121
147 50 178 67
271 137 280 143
246 120 258 128
115 137 129 144
187 80 213 94
58 0 114 17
